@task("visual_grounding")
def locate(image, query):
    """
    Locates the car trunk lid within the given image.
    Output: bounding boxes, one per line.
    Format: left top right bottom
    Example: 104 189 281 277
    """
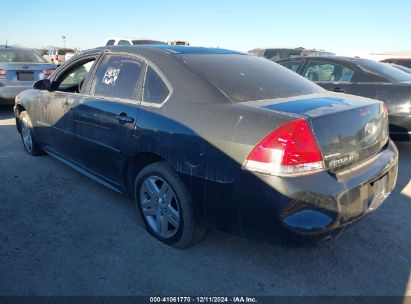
0 63 55 82
247 93 389 174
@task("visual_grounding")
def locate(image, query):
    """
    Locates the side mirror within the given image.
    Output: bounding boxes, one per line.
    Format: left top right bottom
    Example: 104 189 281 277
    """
33 79 51 91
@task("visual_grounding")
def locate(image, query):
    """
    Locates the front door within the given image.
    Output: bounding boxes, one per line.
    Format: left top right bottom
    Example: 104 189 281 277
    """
37 57 99 158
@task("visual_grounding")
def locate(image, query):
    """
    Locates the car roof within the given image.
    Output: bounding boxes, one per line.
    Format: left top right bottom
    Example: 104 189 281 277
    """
101 45 244 55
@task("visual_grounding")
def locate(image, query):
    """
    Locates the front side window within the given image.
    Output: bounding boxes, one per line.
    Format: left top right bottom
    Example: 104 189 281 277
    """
92 55 142 100
303 61 354 82
57 60 96 93
143 66 170 104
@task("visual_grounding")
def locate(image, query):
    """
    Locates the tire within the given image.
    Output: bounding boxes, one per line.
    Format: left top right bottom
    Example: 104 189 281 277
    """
134 161 206 248
19 111 43 156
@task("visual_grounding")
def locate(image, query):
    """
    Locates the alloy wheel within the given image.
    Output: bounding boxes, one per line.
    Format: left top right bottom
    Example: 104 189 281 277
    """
139 176 181 238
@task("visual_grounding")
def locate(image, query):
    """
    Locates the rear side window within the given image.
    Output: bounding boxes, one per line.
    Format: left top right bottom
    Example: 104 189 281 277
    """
182 54 322 102
143 66 170 104
91 55 142 100
106 40 115 46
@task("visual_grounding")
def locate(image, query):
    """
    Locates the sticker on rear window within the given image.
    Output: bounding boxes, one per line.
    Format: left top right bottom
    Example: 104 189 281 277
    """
102 67 120 85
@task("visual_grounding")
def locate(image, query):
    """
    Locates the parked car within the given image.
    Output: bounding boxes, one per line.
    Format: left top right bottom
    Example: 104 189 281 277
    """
380 58 411 69
249 47 334 61
14 46 398 248
277 56 411 140
43 48 75 66
388 63 411 74
0 46 56 105
104 37 166 46
169 41 190 46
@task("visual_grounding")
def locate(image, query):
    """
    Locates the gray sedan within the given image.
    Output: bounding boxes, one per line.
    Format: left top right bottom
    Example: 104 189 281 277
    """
0 46 56 105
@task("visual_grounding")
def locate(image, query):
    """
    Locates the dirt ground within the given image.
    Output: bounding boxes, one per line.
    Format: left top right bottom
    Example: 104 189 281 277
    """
0 105 410 297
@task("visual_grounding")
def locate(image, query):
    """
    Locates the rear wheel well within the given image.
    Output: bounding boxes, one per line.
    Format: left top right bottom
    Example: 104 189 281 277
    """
14 105 26 133
124 152 165 198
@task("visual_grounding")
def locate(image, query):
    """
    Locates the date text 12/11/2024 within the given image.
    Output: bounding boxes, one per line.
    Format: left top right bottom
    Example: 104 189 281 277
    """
149 296 258 303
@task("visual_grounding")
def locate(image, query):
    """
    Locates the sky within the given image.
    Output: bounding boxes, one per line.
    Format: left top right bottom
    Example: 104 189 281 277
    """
2 0 411 55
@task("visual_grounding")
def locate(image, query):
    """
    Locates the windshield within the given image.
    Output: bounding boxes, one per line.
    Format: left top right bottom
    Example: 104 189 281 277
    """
182 54 323 102
357 59 411 83
0 49 47 63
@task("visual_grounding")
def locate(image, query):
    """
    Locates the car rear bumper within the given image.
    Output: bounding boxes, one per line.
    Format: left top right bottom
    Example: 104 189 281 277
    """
231 140 398 240
389 113 411 139
0 85 33 104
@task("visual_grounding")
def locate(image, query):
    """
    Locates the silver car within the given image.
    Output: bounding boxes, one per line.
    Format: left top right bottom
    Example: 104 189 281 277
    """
0 46 56 105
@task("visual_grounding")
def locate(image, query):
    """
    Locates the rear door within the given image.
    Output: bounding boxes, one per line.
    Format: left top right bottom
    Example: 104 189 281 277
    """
73 53 144 184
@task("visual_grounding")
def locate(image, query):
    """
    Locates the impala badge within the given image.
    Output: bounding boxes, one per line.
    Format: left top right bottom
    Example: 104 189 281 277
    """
329 154 355 168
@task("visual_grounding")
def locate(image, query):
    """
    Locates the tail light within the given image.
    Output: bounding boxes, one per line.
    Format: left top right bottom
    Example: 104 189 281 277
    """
243 119 324 176
382 102 388 117
55 55 59 61
0 69 7 78
43 68 56 77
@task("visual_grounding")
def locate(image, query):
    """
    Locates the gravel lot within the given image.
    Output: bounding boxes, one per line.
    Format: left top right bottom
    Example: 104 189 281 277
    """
0 105 410 297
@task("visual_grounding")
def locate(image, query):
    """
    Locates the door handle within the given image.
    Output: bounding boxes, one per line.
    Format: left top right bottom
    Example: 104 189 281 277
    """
333 87 345 93
115 113 135 124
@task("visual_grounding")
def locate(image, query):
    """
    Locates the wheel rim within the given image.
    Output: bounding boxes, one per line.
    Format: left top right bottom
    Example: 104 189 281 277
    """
21 117 33 152
139 176 180 239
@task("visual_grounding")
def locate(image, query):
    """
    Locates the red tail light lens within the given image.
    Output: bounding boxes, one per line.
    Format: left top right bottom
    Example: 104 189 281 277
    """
0 69 7 78
43 68 56 77
243 119 324 176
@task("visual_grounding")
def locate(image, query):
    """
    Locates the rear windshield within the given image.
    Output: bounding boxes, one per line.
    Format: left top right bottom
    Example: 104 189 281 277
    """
181 54 322 102
0 49 47 63
357 59 411 83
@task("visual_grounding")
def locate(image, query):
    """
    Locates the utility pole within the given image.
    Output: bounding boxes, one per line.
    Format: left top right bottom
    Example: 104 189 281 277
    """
62 36 66 48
